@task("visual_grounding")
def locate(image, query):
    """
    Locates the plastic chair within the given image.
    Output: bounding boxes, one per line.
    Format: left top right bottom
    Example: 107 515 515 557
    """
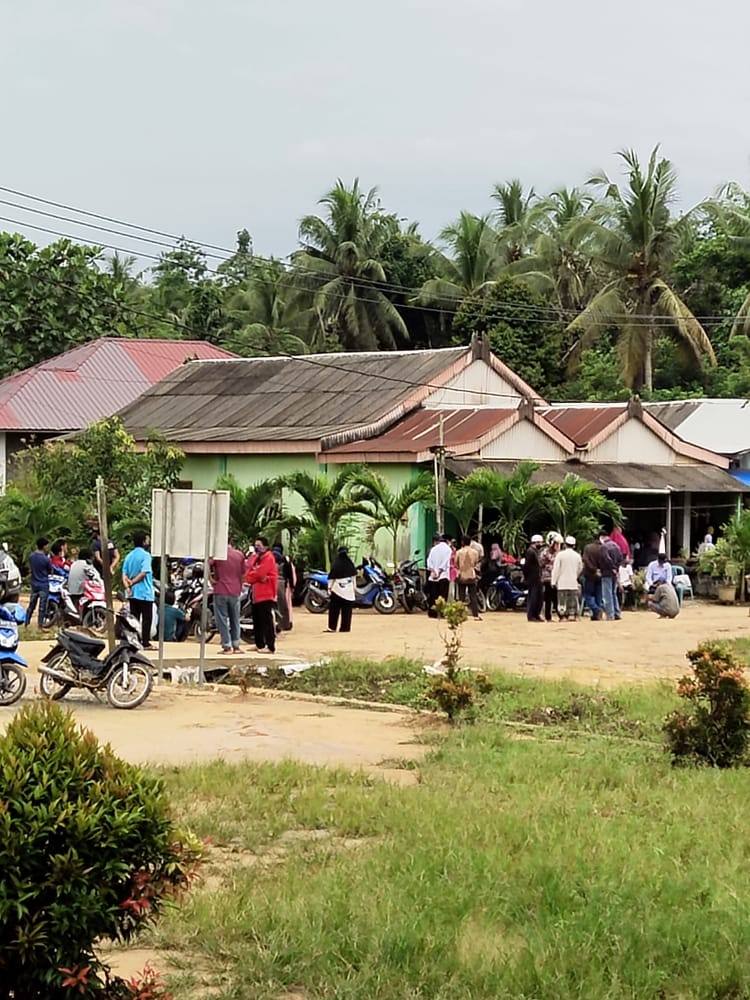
671 565 693 604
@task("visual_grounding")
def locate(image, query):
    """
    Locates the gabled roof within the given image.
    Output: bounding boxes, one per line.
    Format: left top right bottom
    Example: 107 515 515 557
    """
119 345 524 450
0 338 235 433
644 399 750 457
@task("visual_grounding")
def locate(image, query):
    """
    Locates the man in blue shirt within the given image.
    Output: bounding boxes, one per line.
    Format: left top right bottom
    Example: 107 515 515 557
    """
122 531 155 649
27 537 51 627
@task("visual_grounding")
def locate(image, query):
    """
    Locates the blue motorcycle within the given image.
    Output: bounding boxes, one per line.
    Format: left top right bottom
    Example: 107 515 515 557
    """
304 557 396 615
485 568 527 611
0 602 29 705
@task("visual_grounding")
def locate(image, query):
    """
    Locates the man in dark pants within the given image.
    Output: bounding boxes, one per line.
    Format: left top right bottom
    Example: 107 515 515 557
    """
244 536 279 654
523 534 544 622
122 531 155 648
582 538 605 621
26 537 51 627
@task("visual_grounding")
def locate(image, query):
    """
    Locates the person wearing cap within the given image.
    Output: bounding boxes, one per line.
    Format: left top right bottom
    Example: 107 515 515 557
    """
540 531 562 622
523 534 545 622
552 536 584 621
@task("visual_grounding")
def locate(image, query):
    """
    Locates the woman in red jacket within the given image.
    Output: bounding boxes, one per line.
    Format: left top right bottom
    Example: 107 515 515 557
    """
244 536 279 653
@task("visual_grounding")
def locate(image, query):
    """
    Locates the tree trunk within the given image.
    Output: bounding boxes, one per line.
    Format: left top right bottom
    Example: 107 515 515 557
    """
643 336 654 393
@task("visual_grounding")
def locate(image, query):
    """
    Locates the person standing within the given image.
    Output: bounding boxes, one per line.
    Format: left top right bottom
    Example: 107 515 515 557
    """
582 537 604 621
122 531 155 649
552 535 583 621
244 536 278 654
455 535 482 620
540 532 562 622
523 534 544 622
325 546 357 633
26 537 51 627
599 531 624 620
272 543 296 631
610 523 631 560
210 538 246 654
426 534 452 618
92 527 120 577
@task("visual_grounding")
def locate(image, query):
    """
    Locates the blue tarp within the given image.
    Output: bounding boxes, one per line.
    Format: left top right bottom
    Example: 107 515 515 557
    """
731 471 750 486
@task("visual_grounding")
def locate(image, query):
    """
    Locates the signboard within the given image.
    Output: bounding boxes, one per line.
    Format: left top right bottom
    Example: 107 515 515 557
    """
151 489 229 560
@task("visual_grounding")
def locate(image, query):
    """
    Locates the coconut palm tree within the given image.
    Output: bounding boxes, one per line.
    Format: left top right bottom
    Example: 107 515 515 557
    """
492 179 543 262
550 475 623 546
280 467 373 569
291 179 409 351
221 260 309 357
443 468 503 535
703 183 750 337
566 148 716 391
413 212 504 315
354 470 433 567
215 474 284 549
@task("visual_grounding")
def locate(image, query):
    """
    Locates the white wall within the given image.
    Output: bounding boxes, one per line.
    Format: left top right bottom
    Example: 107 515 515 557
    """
424 360 521 408
481 420 568 461
586 418 677 464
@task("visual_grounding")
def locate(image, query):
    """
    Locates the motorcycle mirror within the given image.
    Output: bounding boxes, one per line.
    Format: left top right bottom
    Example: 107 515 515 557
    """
1 542 7 553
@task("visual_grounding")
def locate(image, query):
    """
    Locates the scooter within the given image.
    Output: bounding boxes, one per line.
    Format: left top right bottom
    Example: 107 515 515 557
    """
0 603 29 706
304 558 396 615
44 573 108 632
0 545 22 603
395 555 429 613
485 567 527 611
38 607 154 709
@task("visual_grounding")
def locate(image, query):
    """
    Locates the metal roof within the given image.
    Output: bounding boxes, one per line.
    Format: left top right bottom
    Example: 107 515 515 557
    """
540 406 627 447
446 459 748 494
0 339 235 433
119 347 471 444
325 407 517 456
644 399 750 457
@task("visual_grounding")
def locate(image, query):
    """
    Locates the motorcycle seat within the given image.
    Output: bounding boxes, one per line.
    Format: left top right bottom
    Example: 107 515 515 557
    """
61 630 107 654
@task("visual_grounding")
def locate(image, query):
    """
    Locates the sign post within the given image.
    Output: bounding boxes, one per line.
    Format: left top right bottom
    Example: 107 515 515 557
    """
95 477 116 654
156 490 171 681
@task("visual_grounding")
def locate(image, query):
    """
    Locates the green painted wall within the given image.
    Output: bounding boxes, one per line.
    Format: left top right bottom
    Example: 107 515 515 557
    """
178 452 430 566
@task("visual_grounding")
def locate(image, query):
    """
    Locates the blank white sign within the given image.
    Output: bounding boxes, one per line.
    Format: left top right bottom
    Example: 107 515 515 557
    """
151 489 229 559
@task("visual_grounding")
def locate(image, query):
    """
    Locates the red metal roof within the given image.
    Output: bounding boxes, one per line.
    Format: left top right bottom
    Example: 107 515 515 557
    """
0 338 235 433
326 407 517 455
541 406 627 448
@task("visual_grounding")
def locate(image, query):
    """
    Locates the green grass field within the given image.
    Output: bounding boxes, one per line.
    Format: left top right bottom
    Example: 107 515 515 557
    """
134 658 750 999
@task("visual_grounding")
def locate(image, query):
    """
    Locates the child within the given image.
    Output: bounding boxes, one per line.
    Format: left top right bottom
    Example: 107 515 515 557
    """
617 557 635 610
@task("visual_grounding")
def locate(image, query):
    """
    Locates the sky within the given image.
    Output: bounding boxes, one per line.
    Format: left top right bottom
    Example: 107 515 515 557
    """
4 0 750 266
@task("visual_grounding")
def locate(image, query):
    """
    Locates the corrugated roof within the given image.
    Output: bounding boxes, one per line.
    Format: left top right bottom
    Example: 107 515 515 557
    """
326 407 517 456
0 338 235 433
541 406 627 447
446 459 749 493
119 347 471 443
644 399 750 457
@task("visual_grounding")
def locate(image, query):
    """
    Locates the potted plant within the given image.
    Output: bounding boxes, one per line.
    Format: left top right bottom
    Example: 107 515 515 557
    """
697 539 740 604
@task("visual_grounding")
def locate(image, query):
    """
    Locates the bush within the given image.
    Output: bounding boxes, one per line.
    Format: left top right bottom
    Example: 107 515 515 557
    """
0 703 201 998
664 641 750 768
428 599 490 721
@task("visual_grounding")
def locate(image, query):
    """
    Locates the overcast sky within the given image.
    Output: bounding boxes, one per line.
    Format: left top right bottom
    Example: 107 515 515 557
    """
4 0 749 265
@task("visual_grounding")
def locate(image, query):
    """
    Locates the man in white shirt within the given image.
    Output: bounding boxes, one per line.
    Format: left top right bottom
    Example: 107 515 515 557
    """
426 534 452 618
645 553 672 591
551 536 583 620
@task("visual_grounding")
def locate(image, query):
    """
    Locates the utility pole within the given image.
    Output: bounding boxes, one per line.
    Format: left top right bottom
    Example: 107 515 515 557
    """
95 477 116 654
434 413 447 536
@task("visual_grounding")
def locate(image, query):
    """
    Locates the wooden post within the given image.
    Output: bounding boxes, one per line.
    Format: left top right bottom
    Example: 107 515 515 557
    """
198 491 215 685
157 490 170 681
96 477 116 654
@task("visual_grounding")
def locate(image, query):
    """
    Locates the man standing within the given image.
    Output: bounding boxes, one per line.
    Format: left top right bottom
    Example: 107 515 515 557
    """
122 531 154 649
582 537 604 621
645 553 672 592
245 536 278 654
426 534 452 618
599 531 624 620
647 581 680 619
552 536 583 621
523 534 544 622
455 535 482 620
26 537 51 627
210 537 246 654
92 527 120 577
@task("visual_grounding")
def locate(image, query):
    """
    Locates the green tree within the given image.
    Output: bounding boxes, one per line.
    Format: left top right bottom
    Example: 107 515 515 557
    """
216 228 255 286
292 179 409 351
216 474 283 549
485 463 560 555
354 470 433 566
550 475 623 545
492 179 542 262
221 259 309 356
0 234 127 376
280 467 373 569
566 148 716 391
443 468 503 535
0 490 83 566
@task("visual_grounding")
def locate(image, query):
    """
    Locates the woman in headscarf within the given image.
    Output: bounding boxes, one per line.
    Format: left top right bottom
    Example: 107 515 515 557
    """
272 543 296 631
325 546 357 634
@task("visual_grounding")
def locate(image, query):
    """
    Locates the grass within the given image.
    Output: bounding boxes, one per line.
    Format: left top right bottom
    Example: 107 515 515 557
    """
126 658 750 999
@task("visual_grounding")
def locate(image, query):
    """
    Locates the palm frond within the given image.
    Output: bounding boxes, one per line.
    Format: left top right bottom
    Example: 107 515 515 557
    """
650 280 716 366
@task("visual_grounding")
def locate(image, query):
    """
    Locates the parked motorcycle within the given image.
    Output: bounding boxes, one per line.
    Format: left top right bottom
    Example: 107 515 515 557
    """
38 607 154 709
304 557 396 615
0 603 29 706
44 572 108 632
0 545 22 604
485 567 527 611
395 556 428 613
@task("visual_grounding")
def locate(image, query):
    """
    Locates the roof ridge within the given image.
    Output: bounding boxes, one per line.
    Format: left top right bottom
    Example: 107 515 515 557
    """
191 345 469 364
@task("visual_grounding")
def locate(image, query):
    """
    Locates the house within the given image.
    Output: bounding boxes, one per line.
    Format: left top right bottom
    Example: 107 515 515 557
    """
0 338 235 490
117 338 746 560
645 399 750 478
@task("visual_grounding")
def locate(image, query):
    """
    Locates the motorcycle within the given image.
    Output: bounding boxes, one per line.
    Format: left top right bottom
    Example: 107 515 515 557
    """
44 572 108 633
38 607 154 709
0 545 22 603
485 567 527 611
304 557 396 615
395 556 428 613
0 603 29 706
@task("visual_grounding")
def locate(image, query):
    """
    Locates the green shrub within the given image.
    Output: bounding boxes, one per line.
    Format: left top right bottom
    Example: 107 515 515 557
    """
0 703 201 998
428 599 490 721
664 641 750 767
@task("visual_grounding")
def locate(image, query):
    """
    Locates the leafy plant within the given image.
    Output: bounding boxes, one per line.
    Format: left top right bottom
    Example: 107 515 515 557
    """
0 703 201 998
216 473 283 549
428 598 490 721
0 488 84 566
355 469 433 566
485 461 560 555
664 641 750 767
695 538 740 584
550 474 623 547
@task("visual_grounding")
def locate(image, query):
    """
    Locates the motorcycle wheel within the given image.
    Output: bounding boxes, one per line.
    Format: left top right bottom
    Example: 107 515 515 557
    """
42 603 61 630
374 591 396 615
400 591 415 614
82 606 107 634
486 586 501 612
476 590 487 614
106 660 153 710
0 662 26 706
38 652 73 701
304 590 328 614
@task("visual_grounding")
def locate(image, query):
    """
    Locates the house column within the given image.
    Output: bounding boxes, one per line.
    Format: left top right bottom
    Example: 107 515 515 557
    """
681 491 691 557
